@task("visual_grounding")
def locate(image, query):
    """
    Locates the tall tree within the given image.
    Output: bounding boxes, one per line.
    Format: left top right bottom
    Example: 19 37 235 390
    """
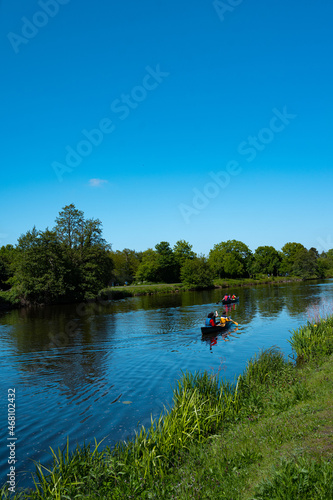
180 256 213 289
292 248 319 279
251 246 281 276
208 240 252 278
12 229 71 303
54 204 84 249
0 244 16 290
111 249 141 284
155 241 179 282
135 249 159 283
10 205 113 303
280 242 306 275
173 240 196 268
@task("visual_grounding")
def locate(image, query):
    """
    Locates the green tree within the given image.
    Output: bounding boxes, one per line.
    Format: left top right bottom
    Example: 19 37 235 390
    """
0 244 16 290
208 240 252 278
180 257 213 288
11 229 71 303
173 240 196 268
135 242 180 283
317 248 333 278
79 245 114 297
135 249 159 283
251 246 281 276
155 241 179 283
10 205 113 303
54 204 84 249
280 242 306 275
111 249 141 284
292 248 319 279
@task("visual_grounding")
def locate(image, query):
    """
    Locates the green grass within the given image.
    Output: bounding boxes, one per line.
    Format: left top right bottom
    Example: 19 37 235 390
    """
214 276 302 288
98 283 184 299
3 317 333 499
98 277 302 300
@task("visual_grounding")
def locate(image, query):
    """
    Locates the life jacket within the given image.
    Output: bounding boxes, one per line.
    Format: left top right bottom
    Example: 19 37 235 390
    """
205 318 214 327
224 295 228 301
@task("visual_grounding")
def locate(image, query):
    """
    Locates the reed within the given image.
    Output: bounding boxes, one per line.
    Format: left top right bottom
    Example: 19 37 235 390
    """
289 316 333 363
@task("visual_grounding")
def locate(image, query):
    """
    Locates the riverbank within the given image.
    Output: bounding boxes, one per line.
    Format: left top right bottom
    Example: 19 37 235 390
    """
2 314 333 499
0 276 303 313
98 276 303 299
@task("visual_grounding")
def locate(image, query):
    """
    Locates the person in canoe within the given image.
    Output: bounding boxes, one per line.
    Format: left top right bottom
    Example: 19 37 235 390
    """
205 312 217 327
219 310 229 324
231 294 237 300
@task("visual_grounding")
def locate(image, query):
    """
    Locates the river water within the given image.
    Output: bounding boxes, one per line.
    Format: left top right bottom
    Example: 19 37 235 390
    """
1 279 332 489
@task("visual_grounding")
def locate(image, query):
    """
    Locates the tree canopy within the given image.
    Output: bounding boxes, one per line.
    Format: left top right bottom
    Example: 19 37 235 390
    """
1 206 332 305
208 240 252 278
9 205 113 303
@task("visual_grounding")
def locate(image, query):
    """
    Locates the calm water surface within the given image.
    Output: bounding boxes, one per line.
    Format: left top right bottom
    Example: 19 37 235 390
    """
1 280 333 488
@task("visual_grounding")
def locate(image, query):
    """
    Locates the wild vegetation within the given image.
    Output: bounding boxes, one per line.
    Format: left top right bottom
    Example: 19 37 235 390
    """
2 308 333 499
1 204 333 308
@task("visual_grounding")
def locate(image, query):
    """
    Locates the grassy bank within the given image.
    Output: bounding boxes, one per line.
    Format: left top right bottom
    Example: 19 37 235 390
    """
0 277 305 313
3 313 333 499
214 275 302 288
98 276 302 301
98 283 184 299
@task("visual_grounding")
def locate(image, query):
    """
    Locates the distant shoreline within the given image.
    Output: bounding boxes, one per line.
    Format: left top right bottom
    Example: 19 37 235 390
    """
0 276 306 313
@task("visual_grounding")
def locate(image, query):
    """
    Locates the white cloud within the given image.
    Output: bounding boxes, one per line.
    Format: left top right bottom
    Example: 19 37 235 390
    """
89 178 108 187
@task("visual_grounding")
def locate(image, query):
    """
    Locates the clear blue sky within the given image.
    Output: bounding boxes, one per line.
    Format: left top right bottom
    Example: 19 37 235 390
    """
1 0 332 256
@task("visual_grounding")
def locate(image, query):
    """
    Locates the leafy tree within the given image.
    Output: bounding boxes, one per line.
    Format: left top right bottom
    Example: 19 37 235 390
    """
173 240 196 268
54 204 84 249
135 249 159 283
309 247 319 259
292 248 319 279
111 249 141 284
317 248 333 278
78 245 113 296
280 242 306 275
11 229 71 303
180 257 213 288
81 218 107 248
251 246 281 276
154 241 179 283
0 244 16 290
223 253 244 277
135 242 181 283
208 240 252 278
10 205 113 303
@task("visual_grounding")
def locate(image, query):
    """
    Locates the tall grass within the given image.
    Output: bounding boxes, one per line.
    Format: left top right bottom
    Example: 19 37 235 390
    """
254 457 333 500
289 305 333 363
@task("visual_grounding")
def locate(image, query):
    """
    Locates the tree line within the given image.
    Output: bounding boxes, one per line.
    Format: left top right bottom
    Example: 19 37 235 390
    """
1 204 333 305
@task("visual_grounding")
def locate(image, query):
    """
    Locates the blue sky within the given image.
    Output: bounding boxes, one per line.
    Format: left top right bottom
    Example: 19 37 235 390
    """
1 0 332 256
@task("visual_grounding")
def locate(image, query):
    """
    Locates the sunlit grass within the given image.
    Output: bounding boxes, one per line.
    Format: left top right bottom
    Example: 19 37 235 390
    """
289 313 333 363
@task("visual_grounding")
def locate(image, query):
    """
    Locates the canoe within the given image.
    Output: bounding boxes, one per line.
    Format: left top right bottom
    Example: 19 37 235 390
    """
220 297 239 305
201 321 233 336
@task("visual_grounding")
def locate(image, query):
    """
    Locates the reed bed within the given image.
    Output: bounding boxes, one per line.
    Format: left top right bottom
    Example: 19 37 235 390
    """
289 304 333 363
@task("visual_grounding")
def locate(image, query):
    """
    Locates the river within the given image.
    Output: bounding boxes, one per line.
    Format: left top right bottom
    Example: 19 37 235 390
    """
1 279 332 489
